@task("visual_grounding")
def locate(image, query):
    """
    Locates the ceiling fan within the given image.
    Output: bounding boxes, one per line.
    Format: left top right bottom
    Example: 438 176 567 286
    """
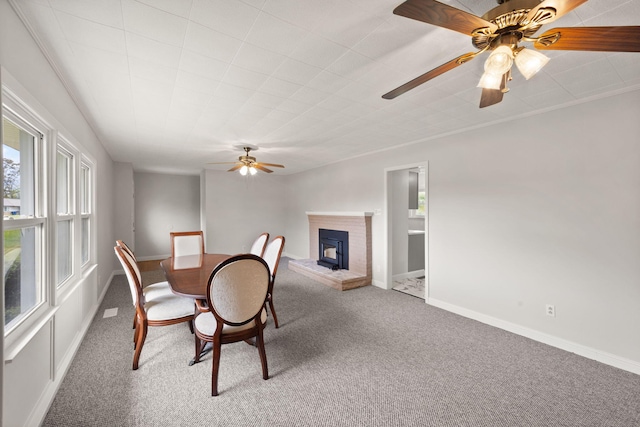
382 0 640 107
208 146 285 175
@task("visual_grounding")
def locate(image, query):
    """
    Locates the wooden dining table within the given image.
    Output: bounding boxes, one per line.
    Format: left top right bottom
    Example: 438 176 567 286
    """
160 253 232 365
160 253 232 299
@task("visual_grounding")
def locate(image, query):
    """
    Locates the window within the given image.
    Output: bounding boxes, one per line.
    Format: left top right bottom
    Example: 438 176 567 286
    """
56 145 74 285
3 113 45 332
80 162 91 265
3 78 96 344
416 191 426 216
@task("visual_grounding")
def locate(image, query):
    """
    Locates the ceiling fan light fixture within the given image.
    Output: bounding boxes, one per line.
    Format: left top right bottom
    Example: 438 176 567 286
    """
478 71 503 90
484 45 514 75
249 166 257 175
514 48 550 80
239 165 248 176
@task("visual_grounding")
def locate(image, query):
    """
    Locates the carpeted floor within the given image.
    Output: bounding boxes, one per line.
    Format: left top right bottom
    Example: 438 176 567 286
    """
42 258 640 426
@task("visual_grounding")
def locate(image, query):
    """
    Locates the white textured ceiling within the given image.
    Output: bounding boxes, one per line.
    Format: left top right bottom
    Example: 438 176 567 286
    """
11 0 640 175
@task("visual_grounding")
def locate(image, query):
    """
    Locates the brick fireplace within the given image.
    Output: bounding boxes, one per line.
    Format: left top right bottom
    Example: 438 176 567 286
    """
289 212 373 291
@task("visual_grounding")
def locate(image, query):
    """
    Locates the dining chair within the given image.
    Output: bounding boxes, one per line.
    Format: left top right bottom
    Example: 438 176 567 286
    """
114 245 195 370
116 240 174 330
193 254 271 396
171 230 205 258
249 232 269 257
262 236 285 328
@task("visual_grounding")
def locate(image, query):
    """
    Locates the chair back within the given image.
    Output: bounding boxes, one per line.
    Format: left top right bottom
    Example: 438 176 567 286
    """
207 254 270 326
171 231 205 258
116 240 136 261
114 245 143 308
250 232 269 257
262 236 285 282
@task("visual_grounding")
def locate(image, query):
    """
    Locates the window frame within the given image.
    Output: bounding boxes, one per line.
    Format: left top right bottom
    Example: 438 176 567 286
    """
2 96 49 342
2 75 97 355
55 140 75 287
79 159 93 267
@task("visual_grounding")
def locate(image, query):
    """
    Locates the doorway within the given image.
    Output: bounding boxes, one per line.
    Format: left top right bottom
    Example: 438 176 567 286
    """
384 163 428 301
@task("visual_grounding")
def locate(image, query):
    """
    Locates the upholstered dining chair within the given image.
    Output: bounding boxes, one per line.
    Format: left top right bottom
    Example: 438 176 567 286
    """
170 230 205 258
193 254 271 396
250 232 269 257
116 240 173 330
262 236 285 328
114 245 195 370
115 239 136 261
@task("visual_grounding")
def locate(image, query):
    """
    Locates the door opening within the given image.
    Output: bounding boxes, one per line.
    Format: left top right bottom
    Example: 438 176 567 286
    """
384 163 428 301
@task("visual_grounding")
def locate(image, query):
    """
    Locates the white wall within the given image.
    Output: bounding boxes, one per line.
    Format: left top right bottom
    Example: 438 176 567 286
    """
1 0 117 425
114 162 135 249
134 172 200 259
284 90 640 371
202 169 287 255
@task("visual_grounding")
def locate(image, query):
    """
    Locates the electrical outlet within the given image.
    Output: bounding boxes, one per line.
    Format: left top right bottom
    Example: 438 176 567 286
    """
546 304 555 317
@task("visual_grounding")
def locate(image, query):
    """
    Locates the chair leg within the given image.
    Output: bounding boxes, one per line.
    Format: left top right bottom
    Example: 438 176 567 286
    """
187 319 194 334
194 334 204 364
256 327 269 381
268 298 279 329
211 339 222 396
133 316 140 349
133 321 147 370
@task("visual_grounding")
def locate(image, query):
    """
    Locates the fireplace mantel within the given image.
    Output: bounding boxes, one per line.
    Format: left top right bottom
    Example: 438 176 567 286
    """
290 212 372 291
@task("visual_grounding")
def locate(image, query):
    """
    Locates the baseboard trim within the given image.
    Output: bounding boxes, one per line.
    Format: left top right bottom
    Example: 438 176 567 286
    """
428 297 640 375
282 252 302 260
372 279 385 289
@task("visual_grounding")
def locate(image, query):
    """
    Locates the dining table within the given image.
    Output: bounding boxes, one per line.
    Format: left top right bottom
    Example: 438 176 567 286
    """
160 253 232 299
160 253 232 365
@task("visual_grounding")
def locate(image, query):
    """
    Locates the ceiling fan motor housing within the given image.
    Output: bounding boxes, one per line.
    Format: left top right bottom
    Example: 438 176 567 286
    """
239 155 256 164
473 0 552 50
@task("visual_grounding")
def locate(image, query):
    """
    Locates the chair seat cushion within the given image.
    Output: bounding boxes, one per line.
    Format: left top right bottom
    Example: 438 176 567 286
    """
144 293 194 321
142 281 173 300
194 308 267 337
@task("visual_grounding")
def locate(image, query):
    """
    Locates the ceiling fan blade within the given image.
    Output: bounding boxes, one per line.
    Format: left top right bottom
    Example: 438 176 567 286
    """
479 71 508 108
253 164 273 173
479 88 504 108
534 26 640 52
524 0 588 27
393 0 497 36
227 164 244 172
258 162 285 168
382 52 476 99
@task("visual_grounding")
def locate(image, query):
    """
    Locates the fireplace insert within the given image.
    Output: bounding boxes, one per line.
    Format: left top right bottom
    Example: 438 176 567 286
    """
317 228 348 270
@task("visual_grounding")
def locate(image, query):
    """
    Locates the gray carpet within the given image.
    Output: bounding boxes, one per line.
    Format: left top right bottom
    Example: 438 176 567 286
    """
42 258 640 426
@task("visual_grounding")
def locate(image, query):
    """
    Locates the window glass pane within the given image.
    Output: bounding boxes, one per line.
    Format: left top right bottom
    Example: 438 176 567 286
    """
3 118 36 219
81 217 89 264
57 149 72 215
4 227 40 329
57 219 73 284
